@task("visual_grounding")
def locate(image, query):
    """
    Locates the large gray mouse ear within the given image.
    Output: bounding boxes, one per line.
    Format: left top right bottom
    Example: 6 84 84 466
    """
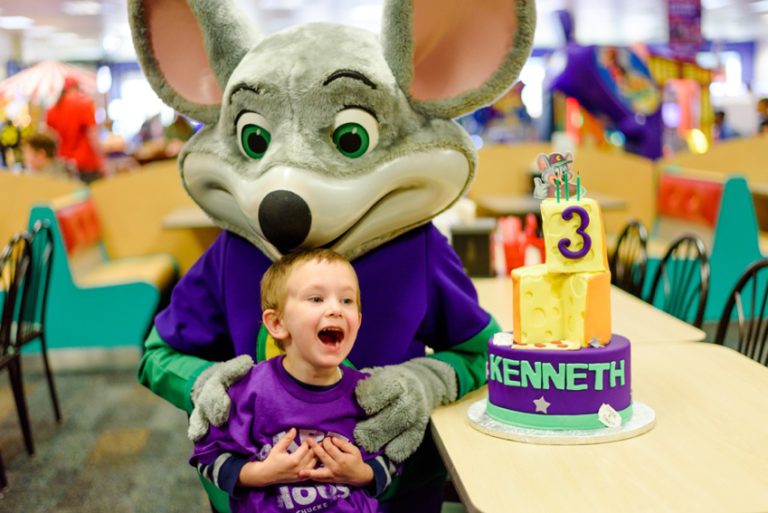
128 0 257 124
381 0 535 119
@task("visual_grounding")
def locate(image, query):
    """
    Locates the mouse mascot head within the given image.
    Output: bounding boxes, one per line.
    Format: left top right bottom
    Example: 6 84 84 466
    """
129 0 534 260
129 1 534 511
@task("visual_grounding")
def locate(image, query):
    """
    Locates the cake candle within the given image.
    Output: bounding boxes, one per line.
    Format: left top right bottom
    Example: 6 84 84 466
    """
564 170 569 201
555 178 561 203
577 173 581 201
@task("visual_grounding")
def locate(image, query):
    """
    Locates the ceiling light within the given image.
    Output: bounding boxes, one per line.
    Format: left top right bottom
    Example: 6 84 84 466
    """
349 4 383 21
102 34 121 53
26 25 56 37
62 1 102 16
97 65 112 94
258 0 303 9
51 32 80 41
0 16 33 30
701 0 731 9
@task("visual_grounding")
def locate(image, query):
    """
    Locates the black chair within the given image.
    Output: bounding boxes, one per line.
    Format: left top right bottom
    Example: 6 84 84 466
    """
646 235 710 329
609 220 648 297
0 233 35 455
17 221 61 423
714 258 768 365
0 449 7 492
0 237 11 491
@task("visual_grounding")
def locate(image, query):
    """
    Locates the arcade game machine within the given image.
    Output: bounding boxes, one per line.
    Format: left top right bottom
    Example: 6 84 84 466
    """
546 11 663 160
646 53 713 155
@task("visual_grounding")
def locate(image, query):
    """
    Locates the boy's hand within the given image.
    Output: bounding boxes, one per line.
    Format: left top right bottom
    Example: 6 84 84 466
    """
299 437 373 487
239 428 316 487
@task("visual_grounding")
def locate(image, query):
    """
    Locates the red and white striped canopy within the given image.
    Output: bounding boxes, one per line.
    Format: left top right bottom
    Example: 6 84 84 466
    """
0 60 97 106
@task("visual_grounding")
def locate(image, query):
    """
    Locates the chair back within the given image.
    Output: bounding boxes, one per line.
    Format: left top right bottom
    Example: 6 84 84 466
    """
647 235 710 328
714 258 768 365
19 221 54 343
609 220 648 297
0 233 33 359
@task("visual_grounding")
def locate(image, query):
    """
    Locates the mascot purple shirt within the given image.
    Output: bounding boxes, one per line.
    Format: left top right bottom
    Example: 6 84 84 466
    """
128 0 535 511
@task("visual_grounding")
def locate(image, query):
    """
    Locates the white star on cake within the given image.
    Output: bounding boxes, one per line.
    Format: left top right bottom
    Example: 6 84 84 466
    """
533 396 551 413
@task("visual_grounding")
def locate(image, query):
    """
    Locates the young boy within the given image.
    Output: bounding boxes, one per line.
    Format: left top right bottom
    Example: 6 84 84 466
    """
20 132 76 180
190 249 395 513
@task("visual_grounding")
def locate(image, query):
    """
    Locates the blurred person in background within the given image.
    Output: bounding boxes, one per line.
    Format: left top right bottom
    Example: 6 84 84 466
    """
713 110 739 141
45 77 105 184
21 132 76 180
132 113 168 163
0 117 21 168
758 98 768 129
100 119 128 156
164 113 195 157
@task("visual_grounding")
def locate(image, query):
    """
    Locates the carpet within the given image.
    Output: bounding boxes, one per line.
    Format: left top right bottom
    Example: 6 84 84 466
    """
0 355 209 513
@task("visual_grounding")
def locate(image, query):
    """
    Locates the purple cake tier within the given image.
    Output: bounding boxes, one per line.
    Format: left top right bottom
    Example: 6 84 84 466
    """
487 334 632 430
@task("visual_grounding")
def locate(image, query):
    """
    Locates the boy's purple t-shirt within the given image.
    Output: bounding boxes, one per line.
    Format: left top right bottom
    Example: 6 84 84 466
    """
155 223 490 367
191 357 382 513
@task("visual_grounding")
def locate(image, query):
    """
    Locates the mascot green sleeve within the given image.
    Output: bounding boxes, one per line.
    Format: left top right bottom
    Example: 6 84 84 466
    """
129 0 535 511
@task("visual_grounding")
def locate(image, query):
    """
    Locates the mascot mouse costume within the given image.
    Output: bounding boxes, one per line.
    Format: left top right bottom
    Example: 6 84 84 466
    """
129 0 535 511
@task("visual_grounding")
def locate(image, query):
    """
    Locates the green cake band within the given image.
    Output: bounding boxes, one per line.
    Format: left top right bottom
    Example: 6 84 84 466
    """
486 401 634 430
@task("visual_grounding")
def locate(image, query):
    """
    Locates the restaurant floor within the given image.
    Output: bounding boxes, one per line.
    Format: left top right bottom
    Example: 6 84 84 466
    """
0 354 466 513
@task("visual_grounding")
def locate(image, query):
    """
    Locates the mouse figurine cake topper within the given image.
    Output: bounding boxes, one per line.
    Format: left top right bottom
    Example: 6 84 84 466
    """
532 151 589 200
129 0 535 510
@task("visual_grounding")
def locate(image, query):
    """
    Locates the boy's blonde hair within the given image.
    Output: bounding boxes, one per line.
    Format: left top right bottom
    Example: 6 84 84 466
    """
261 248 361 315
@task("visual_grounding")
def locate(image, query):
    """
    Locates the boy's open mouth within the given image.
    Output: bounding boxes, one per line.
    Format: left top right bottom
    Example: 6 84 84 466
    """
318 327 344 345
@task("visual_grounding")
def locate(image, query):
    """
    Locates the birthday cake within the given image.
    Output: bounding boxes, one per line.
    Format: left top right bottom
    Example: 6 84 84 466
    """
486 153 632 431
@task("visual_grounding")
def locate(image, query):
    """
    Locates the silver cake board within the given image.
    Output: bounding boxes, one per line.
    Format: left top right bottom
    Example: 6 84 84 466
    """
467 399 656 445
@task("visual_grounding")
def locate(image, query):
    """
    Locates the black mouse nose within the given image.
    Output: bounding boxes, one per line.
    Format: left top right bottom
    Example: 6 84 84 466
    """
258 190 312 254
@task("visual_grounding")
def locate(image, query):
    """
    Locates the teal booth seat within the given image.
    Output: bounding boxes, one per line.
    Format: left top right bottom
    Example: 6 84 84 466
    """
645 176 764 324
27 189 178 350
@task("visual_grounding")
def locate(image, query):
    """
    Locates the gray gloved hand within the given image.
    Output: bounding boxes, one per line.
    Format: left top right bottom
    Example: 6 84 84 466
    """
533 176 549 199
187 354 254 442
353 357 457 463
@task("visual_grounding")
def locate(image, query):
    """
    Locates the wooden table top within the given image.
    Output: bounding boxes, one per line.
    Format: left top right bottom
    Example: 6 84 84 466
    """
431 342 768 513
472 277 706 344
751 182 768 195
162 206 217 229
474 194 627 217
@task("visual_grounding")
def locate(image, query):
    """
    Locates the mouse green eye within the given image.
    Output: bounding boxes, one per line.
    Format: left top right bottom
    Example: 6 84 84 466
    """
241 125 270 158
236 112 272 159
332 108 378 159
333 124 369 158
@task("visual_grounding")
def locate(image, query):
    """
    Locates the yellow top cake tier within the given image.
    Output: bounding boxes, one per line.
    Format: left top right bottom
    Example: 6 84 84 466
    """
540 197 609 274
511 196 611 348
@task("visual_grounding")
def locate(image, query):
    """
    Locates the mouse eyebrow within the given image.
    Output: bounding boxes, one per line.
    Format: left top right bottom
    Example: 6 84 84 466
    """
323 69 377 89
227 83 264 104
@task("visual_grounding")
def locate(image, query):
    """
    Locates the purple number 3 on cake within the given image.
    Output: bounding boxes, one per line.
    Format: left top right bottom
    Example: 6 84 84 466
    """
558 205 592 259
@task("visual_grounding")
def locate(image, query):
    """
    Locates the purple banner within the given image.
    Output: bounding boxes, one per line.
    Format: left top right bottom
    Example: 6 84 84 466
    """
668 0 703 60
